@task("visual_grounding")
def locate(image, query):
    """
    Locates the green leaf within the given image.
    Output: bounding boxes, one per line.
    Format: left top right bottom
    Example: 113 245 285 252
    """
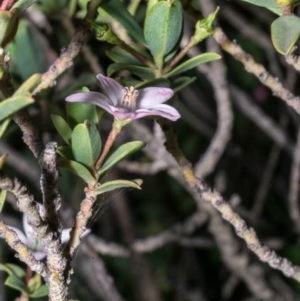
95 179 143 195
271 15 300 55
29 284 48 298
27 273 41 294
66 102 99 126
107 63 154 79
0 189 7 212
58 158 96 184
101 0 145 44
0 119 11 138
14 73 42 95
27 274 48 298
172 76 196 92
164 52 221 78
7 20 45 80
57 146 73 159
71 121 101 168
106 46 142 64
51 114 72 144
5 275 27 293
0 263 25 278
239 0 283 15
98 141 145 176
0 94 34 122
12 0 38 11
144 0 183 67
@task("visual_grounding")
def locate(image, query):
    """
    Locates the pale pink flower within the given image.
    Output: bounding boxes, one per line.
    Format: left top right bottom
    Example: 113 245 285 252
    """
66 74 180 121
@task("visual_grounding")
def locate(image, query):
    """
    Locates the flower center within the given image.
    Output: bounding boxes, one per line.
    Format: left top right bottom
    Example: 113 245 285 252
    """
121 86 139 111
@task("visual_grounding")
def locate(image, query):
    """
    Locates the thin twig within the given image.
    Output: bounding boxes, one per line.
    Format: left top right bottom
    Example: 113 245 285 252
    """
160 120 300 282
288 126 300 231
213 27 300 116
0 220 47 279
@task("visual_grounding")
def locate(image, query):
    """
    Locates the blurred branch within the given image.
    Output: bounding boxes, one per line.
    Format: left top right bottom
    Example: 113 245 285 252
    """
231 85 293 154
0 176 67 301
88 211 209 257
206 204 277 300
160 119 300 282
0 220 47 279
288 126 300 231
213 27 300 116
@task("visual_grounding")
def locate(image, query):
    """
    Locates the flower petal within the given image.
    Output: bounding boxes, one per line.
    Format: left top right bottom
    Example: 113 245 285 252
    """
66 92 115 114
96 74 124 105
134 104 181 121
110 107 136 120
138 87 174 108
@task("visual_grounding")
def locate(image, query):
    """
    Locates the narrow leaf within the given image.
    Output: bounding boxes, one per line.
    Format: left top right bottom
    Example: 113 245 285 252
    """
58 158 96 184
5 275 27 293
95 179 143 195
0 119 11 138
71 122 101 168
172 76 196 92
239 0 283 15
98 141 145 176
101 0 145 44
165 52 221 78
271 15 300 55
12 0 38 11
14 73 42 94
107 63 154 79
0 95 34 122
0 264 26 278
51 114 72 144
0 190 7 212
29 285 48 298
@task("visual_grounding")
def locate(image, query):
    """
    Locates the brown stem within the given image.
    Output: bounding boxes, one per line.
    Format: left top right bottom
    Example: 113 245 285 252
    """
95 125 121 171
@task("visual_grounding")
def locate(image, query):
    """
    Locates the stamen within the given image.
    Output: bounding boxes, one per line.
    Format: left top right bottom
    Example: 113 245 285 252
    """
121 86 139 110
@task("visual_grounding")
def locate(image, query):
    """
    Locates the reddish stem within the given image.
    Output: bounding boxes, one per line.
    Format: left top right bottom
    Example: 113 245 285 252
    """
0 0 15 10
95 125 121 171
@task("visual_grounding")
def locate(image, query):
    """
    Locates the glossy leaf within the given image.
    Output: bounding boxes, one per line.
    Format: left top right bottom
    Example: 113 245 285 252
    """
107 63 154 79
106 46 142 64
172 76 196 92
57 146 73 159
29 285 48 298
0 264 26 293
5 275 27 293
95 179 143 195
66 102 99 126
28 273 41 293
0 264 25 278
51 114 72 144
101 0 145 44
12 0 38 11
0 94 34 122
58 158 96 184
0 119 11 138
239 0 283 15
164 52 221 78
0 8 19 47
144 0 183 67
14 73 42 94
98 141 145 176
28 274 48 297
71 121 101 168
7 20 44 80
271 15 300 55
0 189 7 213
